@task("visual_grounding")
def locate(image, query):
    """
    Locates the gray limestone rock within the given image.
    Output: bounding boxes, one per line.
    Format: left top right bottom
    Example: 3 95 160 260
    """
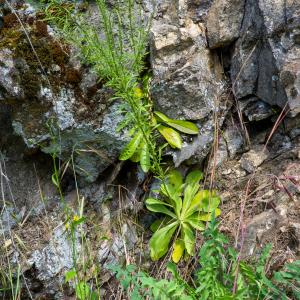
150 0 226 121
0 49 24 100
206 0 245 49
240 147 269 173
42 102 129 183
150 0 228 166
28 226 80 282
0 207 17 236
243 100 274 121
208 124 244 168
242 206 287 257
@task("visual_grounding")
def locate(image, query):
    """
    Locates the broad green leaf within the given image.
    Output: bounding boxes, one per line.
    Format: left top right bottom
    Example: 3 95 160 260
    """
149 221 178 260
165 119 199 135
157 125 182 149
130 140 144 163
154 111 170 123
184 190 210 217
185 217 205 231
150 217 170 232
167 170 184 214
167 170 183 192
154 111 199 135
140 142 150 172
166 262 179 278
185 190 220 217
161 182 183 217
145 198 177 219
133 87 143 99
65 269 76 282
199 195 221 213
119 132 142 160
185 170 203 185
172 239 185 263
161 182 179 201
130 150 141 162
182 223 195 256
181 183 200 217
197 208 221 221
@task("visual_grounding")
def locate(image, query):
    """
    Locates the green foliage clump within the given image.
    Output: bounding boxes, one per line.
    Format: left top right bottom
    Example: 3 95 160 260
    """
146 169 221 262
118 86 199 173
41 0 199 178
111 219 300 300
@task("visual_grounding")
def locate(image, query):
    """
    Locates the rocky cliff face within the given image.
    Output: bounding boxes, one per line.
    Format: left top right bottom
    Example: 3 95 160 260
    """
206 0 300 119
0 0 299 299
0 1 128 184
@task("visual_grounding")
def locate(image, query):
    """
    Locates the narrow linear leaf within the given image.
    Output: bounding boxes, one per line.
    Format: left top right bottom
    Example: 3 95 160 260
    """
51 174 59 188
75 282 90 300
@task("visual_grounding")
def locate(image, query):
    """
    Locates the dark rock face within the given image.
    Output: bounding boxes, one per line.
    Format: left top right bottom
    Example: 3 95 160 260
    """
231 0 300 116
206 0 300 120
231 0 288 110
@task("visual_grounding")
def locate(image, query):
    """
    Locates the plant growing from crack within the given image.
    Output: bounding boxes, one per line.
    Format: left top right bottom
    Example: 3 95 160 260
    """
41 0 199 179
46 120 101 299
40 0 221 266
146 170 221 262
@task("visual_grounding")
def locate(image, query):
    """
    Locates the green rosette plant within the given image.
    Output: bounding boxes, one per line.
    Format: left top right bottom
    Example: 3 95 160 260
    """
146 170 221 263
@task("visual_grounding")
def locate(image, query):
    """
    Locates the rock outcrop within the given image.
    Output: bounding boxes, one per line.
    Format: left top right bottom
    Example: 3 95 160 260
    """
206 0 300 120
0 2 127 183
0 0 299 299
150 0 230 166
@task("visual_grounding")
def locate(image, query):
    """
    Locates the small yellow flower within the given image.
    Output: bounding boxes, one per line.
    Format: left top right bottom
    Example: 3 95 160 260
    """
73 215 80 222
133 87 143 99
65 222 70 230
